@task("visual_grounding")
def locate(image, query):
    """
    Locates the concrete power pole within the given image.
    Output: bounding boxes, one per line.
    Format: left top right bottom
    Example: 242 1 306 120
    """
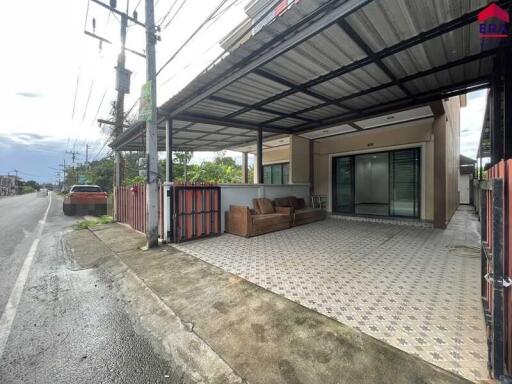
85 144 90 165
114 13 127 191
145 0 158 248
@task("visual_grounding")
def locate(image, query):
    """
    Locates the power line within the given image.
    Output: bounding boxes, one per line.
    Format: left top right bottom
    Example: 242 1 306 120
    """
82 80 94 120
71 73 80 119
162 0 186 31
156 0 179 26
157 0 230 77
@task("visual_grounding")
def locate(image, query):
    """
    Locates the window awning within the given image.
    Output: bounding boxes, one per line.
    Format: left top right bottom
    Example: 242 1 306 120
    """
111 0 508 152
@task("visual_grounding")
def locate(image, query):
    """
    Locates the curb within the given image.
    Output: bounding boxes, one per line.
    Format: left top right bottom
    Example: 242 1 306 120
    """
89 229 245 384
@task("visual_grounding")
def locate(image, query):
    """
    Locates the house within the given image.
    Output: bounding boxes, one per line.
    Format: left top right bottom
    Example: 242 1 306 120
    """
0 175 21 196
109 0 512 378
459 154 476 205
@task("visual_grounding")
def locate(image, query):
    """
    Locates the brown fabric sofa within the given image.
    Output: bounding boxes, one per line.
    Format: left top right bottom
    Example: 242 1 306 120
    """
226 199 290 237
274 196 326 226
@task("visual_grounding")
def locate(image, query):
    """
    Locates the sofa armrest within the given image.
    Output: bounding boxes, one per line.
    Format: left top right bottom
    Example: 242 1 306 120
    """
275 206 293 215
227 205 253 237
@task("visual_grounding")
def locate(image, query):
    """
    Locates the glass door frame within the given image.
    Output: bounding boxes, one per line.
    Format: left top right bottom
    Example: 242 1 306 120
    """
331 147 421 219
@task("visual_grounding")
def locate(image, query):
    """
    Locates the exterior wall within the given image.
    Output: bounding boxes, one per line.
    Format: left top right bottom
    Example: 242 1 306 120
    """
313 121 435 221
443 97 461 223
262 146 289 164
254 146 290 184
290 135 310 184
433 97 462 228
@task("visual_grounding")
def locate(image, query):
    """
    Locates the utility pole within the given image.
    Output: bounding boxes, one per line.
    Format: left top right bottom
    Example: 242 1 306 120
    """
85 0 144 220
145 0 159 248
85 144 90 165
59 159 67 190
66 149 80 184
114 12 127 189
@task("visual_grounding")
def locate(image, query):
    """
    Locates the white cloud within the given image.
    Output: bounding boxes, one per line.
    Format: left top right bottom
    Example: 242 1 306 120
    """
460 89 488 160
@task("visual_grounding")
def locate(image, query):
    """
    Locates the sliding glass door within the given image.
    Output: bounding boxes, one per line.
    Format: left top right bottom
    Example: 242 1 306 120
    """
332 148 420 218
390 149 420 217
354 152 389 216
332 157 354 213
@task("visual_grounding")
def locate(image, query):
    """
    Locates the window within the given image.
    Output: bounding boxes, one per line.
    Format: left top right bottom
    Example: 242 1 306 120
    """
71 186 102 192
263 163 289 184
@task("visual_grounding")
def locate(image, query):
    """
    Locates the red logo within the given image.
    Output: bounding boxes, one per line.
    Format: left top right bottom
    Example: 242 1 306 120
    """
479 3 510 38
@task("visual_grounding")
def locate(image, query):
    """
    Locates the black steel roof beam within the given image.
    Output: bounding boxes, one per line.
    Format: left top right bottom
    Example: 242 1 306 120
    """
267 46 503 129
171 0 371 116
336 19 413 98
208 95 314 123
252 69 355 111
291 76 491 133
233 2 510 126
176 112 290 133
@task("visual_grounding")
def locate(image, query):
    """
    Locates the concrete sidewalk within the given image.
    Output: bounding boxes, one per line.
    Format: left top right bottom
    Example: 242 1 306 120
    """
66 223 476 384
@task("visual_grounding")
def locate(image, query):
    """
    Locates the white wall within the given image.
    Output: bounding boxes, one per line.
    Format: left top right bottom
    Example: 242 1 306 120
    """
220 183 310 231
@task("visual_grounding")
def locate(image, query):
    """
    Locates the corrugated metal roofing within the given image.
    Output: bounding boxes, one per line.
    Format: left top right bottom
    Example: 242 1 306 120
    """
111 0 505 152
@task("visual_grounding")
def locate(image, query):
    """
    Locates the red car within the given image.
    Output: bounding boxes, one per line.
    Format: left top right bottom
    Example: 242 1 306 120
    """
63 185 107 216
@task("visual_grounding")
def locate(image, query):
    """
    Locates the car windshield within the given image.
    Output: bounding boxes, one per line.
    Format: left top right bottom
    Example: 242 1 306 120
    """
71 186 102 193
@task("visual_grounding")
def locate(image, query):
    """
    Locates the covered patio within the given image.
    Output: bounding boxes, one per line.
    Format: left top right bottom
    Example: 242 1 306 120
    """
175 207 486 382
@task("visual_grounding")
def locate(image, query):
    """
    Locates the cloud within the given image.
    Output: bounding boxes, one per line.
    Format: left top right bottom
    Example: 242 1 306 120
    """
460 89 488 159
16 91 44 98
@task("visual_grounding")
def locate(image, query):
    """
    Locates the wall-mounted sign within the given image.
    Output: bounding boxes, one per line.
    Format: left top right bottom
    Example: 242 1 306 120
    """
138 81 153 121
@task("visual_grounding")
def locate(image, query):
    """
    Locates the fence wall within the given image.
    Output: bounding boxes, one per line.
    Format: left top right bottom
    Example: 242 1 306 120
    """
482 160 512 378
116 184 147 234
116 184 165 237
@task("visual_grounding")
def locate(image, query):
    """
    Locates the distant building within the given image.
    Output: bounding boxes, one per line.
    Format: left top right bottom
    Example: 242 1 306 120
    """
459 155 477 205
0 175 22 196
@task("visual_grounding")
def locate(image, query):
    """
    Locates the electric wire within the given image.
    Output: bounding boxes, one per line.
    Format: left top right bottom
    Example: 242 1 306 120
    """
156 0 230 77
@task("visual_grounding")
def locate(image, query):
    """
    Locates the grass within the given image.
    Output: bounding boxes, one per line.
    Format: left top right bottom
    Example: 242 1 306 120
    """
75 215 114 230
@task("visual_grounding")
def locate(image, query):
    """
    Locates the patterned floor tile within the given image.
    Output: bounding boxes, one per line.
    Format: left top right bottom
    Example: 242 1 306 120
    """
175 206 487 382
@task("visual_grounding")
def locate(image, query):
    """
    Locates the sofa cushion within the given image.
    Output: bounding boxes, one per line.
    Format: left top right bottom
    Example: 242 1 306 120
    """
274 197 291 207
257 198 275 214
287 196 299 208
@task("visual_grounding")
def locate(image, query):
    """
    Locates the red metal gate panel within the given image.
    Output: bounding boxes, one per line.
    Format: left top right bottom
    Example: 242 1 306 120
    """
172 183 221 243
483 160 511 378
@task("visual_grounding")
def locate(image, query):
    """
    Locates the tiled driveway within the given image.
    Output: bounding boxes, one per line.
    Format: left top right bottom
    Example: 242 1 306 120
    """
175 207 487 382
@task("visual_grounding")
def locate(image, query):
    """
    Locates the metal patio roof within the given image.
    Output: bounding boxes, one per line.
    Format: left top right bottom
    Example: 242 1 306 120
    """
111 0 510 152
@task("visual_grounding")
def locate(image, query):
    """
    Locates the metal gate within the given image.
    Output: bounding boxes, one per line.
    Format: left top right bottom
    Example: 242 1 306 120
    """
169 183 221 243
481 160 512 379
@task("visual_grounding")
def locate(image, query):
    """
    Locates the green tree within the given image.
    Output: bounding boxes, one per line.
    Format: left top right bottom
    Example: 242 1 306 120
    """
23 180 40 190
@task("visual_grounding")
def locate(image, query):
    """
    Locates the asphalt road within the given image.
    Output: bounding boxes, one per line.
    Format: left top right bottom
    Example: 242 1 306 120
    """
0 193 175 383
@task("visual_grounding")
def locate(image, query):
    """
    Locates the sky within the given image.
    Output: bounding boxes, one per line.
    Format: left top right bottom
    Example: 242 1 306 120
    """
0 0 488 183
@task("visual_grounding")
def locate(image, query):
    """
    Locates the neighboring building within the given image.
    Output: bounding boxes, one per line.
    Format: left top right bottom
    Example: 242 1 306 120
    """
459 155 476 205
220 0 298 52
0 175 21 196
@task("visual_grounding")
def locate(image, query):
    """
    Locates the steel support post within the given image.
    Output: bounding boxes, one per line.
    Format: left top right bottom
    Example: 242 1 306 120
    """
257 127 263 184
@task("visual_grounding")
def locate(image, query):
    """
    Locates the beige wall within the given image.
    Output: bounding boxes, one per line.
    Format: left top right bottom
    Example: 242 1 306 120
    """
290 135 310 184
254 146 290 184
262 146 289 164
438 97 461 227
313 121 435 221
